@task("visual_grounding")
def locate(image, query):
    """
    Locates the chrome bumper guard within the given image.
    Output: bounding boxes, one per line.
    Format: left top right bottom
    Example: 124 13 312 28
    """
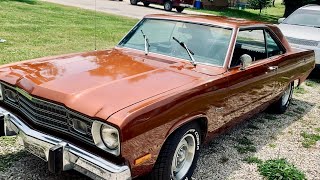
179 3 193 8
0 106 131 180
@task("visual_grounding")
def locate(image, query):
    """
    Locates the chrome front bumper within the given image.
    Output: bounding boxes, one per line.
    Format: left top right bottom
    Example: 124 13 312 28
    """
0 106 131 180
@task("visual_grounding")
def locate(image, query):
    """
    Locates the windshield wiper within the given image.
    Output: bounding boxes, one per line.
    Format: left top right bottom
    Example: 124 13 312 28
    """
172 37 196 67
141 30 150 55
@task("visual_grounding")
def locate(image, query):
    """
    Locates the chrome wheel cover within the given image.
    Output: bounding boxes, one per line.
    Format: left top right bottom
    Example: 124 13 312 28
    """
171 134 195 180
282 84 292 106
164 2 171 10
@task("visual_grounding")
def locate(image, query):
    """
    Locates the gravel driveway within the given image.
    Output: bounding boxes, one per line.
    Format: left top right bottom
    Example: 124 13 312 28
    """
1 80 320 180
43 0 206 19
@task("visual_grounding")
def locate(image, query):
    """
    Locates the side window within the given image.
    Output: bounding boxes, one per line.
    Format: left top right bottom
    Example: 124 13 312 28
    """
265 31 284 57
231 30 267 67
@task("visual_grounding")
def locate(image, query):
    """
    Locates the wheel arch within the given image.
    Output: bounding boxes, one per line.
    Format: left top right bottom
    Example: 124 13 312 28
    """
165 115 208 144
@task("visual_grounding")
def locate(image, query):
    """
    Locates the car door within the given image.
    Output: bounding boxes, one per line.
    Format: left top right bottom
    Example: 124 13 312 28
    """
264 29 289 96
222 28 280 123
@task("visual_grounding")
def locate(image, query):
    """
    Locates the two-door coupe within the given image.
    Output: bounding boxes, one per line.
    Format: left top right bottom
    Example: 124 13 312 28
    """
0 15 315 180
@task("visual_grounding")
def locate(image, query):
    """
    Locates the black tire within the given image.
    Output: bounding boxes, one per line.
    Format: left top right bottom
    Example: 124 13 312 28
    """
164 1 173 11
130 0 138 5
176 7 184 13
269 82 294 114
149 122 201 180
143 2 150 6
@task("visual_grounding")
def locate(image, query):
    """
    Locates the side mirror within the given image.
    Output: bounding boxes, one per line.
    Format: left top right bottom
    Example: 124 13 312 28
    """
240 54 252 70
278 18 285 24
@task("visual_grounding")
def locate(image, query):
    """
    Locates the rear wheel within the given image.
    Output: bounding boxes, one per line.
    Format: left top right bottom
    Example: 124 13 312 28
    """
149 123 201 180
164 1 173 11
130 0 138 5
176 7 184 13
143 2 150 6
269 82 293 114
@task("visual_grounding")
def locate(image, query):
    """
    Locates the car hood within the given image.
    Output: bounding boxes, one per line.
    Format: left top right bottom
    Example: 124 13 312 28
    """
0 49 212 120
278 24 320 41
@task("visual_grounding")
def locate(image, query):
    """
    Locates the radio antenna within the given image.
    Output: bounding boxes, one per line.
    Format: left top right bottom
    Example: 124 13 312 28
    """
94 0 97 51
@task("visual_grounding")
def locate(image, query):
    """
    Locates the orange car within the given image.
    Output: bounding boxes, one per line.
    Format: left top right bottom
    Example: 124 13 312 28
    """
0 15 315 179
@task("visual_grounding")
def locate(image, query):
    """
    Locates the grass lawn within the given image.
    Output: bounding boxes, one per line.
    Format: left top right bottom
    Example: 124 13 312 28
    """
190 3 285 23
0 0 138 65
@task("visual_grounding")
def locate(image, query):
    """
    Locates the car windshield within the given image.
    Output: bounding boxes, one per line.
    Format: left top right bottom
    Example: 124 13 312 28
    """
284 9 320 27
118 19 233 67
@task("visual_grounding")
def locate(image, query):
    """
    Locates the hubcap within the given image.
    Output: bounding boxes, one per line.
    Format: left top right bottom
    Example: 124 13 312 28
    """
171 134 195 180
282 84 292 106
165 3 170 10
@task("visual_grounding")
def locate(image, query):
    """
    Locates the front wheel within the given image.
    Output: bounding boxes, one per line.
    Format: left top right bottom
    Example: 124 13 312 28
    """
164 1 173 11
176 7 184 13
130 0 138 5
269 82 293 114
149 123 201 180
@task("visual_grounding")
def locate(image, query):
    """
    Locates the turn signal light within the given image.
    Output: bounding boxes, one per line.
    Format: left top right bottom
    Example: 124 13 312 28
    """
134 153 151 165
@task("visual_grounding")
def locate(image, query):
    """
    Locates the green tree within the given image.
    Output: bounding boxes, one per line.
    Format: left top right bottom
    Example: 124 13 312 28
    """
248 0 272 14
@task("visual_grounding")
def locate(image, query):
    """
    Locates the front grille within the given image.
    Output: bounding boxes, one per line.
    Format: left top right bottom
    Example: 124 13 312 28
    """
286 37 319 47
1 83 94 145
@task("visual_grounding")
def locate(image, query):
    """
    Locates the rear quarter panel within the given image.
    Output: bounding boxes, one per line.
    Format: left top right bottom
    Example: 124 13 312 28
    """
275 49 315 95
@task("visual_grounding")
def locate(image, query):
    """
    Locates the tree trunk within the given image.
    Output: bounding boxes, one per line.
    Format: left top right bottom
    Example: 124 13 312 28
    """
259 1 262 14
272 0 275 6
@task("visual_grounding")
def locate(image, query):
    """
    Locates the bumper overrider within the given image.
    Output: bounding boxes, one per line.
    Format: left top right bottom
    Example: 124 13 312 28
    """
0 106 131 180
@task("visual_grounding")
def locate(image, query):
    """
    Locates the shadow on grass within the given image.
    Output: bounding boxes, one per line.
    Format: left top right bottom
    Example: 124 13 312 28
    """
3 0 38 5
193 98 315 179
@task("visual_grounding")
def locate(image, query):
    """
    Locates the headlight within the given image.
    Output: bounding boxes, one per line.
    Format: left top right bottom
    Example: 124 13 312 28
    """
101 125 119 150
91 121 120 156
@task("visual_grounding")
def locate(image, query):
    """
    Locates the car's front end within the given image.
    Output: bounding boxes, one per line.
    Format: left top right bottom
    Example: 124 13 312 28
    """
0 80 132 179
1 110 131 179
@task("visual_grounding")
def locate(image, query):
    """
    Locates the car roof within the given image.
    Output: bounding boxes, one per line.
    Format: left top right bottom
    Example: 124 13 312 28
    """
299 4 320 11
144 14 266 28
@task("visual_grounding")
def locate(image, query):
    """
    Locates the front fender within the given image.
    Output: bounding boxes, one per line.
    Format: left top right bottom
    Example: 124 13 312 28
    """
165 114 208 142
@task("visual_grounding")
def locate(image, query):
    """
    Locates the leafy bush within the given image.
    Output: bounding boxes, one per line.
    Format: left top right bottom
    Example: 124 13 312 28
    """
248 0 272 10
301 131 320 148
258 159 306 180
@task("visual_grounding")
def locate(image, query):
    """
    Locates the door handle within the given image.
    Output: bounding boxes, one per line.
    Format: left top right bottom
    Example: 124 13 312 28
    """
268 66 278 71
